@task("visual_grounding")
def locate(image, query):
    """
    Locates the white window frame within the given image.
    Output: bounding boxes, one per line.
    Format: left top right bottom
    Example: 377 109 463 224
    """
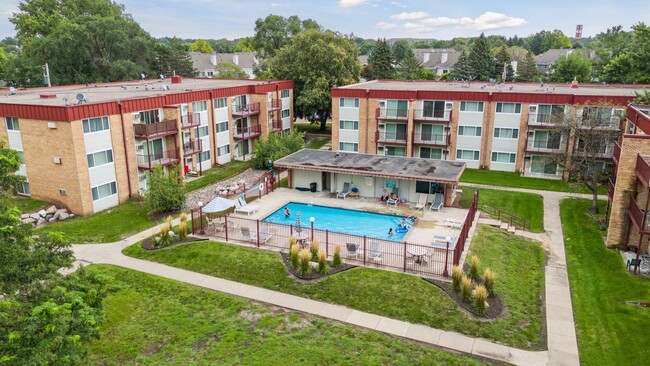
282 109 290 118
496 102 522 114
339 98 360 108
217 144 230 156
339 142 358 152
456 149 480 161
199 150 211 161
216 121 228 133
493 127 519 139
460 101 484 112
214 98 227 109
491 151 516 164
281 89 290 98
5 117 19 130
339 120 359 130
196 126 209 138
458 125 482 137
91 181 117 201
82 116 110 134
192 100 208 112
87 149 114 168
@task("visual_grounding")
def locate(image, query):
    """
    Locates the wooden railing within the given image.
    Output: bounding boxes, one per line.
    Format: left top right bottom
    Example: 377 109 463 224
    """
183 139 202 156
376 108 409 120
413 109 451 122
232 102 261 117
481 205 530 231
133 119 177 138
413 132 450 146
181 113 202 129
136 149 180 170
233 124 262 140
613 140 621 164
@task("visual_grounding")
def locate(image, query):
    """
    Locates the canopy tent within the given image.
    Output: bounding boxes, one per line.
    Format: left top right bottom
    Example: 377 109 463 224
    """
202 197 237 213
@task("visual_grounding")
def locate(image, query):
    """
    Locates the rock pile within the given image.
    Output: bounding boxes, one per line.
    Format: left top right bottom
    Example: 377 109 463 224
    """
20 205 74 226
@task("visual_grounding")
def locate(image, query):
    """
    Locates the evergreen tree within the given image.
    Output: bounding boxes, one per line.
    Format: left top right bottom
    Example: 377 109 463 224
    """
155 38 196 77
468 33 494 81
392 39 410 64
517 51 538 81
451 50 473 80
368 38 394 80
494 46 514 81
396 48 423 80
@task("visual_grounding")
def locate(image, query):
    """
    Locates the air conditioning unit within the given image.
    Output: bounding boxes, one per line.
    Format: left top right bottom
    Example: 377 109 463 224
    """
445 102 453 111
528 105 538 113
377 146 384 151
379 100 386 108
47 121 57 129
59 189 67 196
52 157 62 164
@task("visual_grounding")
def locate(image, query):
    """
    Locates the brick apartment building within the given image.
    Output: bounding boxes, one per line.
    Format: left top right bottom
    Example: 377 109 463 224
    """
331 80 642 180
0 77 293 215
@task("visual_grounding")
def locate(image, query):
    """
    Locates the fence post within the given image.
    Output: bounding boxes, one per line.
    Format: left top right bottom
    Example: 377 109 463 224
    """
325 230 329 257
443 240 450 277
224 215 229 241
191 209 195 235
290 224 293 237
256 219 260 247
403 242 407 272
363 236 367 265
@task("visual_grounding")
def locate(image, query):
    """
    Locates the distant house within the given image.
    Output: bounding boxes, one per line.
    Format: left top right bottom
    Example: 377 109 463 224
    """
190 52 258 79
412 49 461 77
358 55 369 66
534 49 597 74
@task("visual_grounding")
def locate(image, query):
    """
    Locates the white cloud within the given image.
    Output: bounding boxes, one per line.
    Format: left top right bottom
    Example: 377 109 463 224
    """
270 3 282 7
338 0 368 8
390 11 428 20
376 22 399 30
390 1 407 8
418 12 526 31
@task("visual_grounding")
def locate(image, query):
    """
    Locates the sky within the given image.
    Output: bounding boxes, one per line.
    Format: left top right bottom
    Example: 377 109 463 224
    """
0 0 648 41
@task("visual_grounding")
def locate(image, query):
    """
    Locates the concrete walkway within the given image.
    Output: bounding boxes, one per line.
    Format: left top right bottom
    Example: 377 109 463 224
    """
70 184 591 365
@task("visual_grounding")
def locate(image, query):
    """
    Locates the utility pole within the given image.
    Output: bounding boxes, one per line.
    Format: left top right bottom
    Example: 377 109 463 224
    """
44 63 51 87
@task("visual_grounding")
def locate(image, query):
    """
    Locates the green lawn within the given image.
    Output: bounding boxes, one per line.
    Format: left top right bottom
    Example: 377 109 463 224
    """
305 136 330 149
124 225 545 348
561 199 650 365
35 200 159 243
184 160 253 192
460 169 606 194
7 195 47 213
82 265 488 365
458 187 544 233
294 121 332 135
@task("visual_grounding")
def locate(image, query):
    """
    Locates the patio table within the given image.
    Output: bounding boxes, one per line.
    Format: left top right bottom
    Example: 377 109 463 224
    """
407 246 429 264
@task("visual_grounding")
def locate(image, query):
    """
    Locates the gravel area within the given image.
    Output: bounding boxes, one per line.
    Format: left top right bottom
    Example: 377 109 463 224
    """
184 168 266 210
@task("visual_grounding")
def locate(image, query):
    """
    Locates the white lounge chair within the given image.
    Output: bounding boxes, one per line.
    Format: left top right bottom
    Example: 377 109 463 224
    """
415 193 428 209
241 227 272 244
386 188 400 206
431 235 457 250
234 196 258 216
430 193 443 211
337 182 351 199
444 218 464 229
367 242 383 262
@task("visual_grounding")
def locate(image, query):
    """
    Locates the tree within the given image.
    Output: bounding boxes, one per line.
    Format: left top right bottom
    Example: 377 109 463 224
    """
357 39 377 55
628 22 650 84
493 46 514 81
232 37 255 52
591 25 631 71
143 164 186 214
253 14 321 59
0 138 24 191
468 33 494 81
542 30 572 51
269 30 361 131
517 51 538 81
634 89 650 104
154 38 196 77
549 52 592 82
601 53 634 83
213 62 249 79
526 31 546 55
451 50 473 80
396 48 423 80
252 131 305 169
392 39 410 64
368 38 394 80
189 39 214 54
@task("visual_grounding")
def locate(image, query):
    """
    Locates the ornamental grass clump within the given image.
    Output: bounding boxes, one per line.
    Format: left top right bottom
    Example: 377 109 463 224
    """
332 244 342 267
310 239 320 261
178 221 188 241
460 275 473 303
289 236 297 248
474 285 489 315
317 251 329 274
483 268 496 296
290 244 300 268
451 265 464 293
468 255 480 281
298 249 311 276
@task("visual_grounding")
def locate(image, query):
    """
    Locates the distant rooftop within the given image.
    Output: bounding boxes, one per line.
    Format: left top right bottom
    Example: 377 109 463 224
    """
274 149 466 183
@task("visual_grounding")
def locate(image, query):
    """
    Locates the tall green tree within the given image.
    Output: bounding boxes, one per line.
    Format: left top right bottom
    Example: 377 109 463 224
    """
451 50 473 80
154 38 196 77
392 39 410 64
494 46 514 81
517 51 538 81
232 37 255 52
143 164 185 214
253 14 321 59
357 38 377 55
542 30 573 51
269 30 360 130
591 26 631 69
396 48 423 80
189 39 214 54
628 22 650 83
550 52 592 82
368 38 394 80
213 62 249 79
468 33 494 81
526 31 547 55
252 132 305 169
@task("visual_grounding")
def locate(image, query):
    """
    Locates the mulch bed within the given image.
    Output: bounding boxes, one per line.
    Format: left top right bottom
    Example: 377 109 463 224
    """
423 277 504 320
280 252 356 280
141 236 207 251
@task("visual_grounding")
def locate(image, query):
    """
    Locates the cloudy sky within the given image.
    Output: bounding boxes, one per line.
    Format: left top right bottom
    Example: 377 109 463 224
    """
0 0 647 40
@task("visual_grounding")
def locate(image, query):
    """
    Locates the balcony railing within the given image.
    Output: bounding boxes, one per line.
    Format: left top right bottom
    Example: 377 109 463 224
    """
628 196 650 232
414 109 451 122
232 102 261 117
608 177 615 202
133 119 178 139
527 113 556 126
413 133 450 146
376 108 409 120
269 116 282 132
267 99 281 111
613 140 621 164
137 149 180 170
377 131 407 144
525 140 567 153
181 113 202 129
572 145 614 158
183 139 202 157
636 155 650 186
233 124 262 140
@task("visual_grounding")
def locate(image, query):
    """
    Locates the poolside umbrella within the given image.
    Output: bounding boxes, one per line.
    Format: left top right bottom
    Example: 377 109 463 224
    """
295 210 302 234
202 197 237 213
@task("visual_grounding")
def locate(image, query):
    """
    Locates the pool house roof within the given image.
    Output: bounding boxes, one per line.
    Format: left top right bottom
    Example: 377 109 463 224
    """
274 149 466 183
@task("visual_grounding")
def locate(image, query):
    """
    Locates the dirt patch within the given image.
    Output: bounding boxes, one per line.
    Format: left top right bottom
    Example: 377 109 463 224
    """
280 252 356 281
423 277 505 320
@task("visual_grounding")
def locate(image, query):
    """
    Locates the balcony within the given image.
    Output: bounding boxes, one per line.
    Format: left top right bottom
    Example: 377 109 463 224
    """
137 149 180 170
527 113 556 127
413 132 450 147
133 119 178 139
377 131 407 144
233 124 261 140
628 196 650 232
413 109 451 122
267 99 281 112
232 102 261 117
183 139 202 157
572 144 615 159
269 116 282 132
376 108 409 121
613 140 621 165
636 155 650 187
525 140 567 154
181 113 201 129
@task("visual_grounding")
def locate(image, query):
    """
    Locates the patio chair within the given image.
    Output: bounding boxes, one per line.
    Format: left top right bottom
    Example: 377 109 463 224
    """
367 242 383 262
415 193 428 210
346 242 360 258
430 193 443 211
444 218 464 229
337 182 351 199
234 195 259 216
386 188 400 206
241 227 272 244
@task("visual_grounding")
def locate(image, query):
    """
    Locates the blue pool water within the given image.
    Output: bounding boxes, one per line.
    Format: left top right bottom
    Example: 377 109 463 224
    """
263 202 410 241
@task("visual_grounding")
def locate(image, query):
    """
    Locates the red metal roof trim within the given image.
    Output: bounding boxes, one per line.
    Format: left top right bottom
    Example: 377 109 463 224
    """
627 105 650 135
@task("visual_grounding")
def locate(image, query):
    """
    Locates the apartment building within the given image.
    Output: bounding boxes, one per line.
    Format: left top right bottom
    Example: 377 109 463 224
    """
0 77 293 215
331 80 641 180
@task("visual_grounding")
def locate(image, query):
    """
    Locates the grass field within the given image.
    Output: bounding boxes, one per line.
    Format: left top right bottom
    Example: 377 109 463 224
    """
294 121 332 135
561 198 650 365
82 265 489 365
305 136 330 149
6 195 47 213
460 169 608 194
124 225 545 348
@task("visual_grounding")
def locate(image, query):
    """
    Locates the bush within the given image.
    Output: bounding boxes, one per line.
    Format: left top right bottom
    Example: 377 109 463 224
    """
252 131 305 169
158 222 172 248
474 285 489 315
143 164 186 214
483 268 496 296
332 243 342 267
298 249 311 276
289 236 297 248
468 255 480 281
451 265 464 293
460 275 473 303
290 244 299 268
310 239 320 261
317 251 329 274
178 221 187 241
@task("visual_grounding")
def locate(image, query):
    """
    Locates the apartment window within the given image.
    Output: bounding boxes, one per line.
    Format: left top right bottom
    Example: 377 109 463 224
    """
199 150 211 161
217 144 230 156
17 181 30 195
491 152 516 164
137 109 161 124
460 101 484 112
415 181 440 194
87 149 114 168
281 89 290 98
92 181 117 201
384 100 408 118
196 126 209 138
385 146 406 156
17 151 25 164
537 104 565 123
422 101 446 118
82 116 110 133
458 126 482 137
339 142 358 152
214 98 227 109
456 149 480 160
340 120 359 130
340 98 359 108
420 147 443 160
533 131 561 149
232 95 247 106
192 100 208 112
493 128 519 139
282 109 290 118
216 121 228 133
496 103 521 113
531 156 557 175
5 117 19 130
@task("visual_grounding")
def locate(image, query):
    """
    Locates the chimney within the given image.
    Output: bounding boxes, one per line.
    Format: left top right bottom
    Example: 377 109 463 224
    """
423 53 430 63
441 52 448 64
233 54 239 65
171 76 182 84
571 79 579 88
210 53 217 65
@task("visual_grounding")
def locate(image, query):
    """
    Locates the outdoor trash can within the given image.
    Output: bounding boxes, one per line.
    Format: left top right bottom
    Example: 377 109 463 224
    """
310 182 317 192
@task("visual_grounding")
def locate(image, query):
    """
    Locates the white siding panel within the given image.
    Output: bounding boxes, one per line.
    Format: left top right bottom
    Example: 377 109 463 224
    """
455 136 482 150
490 138 519 152
198 111 209 126
460 160 480 169
7 130 22 150
84 130 112 152
89 163 117 187
339 130 359 142
93 194 119 213
217 152 231 165
214 108 229 122
292 170 322 191
339 108 360 121
282 117 291 130
490 162 516 172
199 136 211 171
282 98 290 109
216 131 229 147
17 164 27 177
457 112 484 125
493 113 521 127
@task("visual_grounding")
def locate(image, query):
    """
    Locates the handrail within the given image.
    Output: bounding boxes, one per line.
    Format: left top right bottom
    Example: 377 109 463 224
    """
481 205 530 231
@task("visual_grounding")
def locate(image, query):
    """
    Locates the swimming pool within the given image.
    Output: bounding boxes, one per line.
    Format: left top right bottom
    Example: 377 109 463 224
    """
262 202 410 241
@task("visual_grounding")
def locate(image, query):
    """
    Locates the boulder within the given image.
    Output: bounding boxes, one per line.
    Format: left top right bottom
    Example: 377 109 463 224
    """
36 217 45 225
55 208 67 215
45 205 58 214
45 214 53 221
49 217 57 223
30 213 41 220
20 213 29 219
38 209 47 217
23 217 36 224
69 214 75 219
59 212 70 221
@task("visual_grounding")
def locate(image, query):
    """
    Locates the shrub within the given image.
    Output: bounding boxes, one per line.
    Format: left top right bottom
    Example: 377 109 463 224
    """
468 255 480 281
289 236 297 248
178 221 187 241
158 222 172 247
290 244 299 268
460 275 473 303
310 239 320 261
179 212 187 224
143 164 186 214
483 268 496 296
298 248 311 276
252 131 305 169
317 251 329 274
474 285 489 315
332 243 342 267
451 265 464 293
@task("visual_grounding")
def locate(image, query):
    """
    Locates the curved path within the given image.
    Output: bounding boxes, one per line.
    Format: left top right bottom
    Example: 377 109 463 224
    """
70 185 591 365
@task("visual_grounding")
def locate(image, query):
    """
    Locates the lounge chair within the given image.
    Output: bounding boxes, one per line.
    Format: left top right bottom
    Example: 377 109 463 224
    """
415 193 428 210
346 242 360 258
444 218 464 229
367 242 382 262
432 235 457 250
337 182 351 199
241 227 272 244
386 188 400 206
430 193 443 211
234 196 259 216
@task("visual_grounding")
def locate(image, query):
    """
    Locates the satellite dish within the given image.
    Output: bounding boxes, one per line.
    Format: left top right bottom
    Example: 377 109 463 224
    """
160 74 165 80
161 84 170 91
141 73 146 80
62 94 70 105
8 86 16 95
76 93 86 104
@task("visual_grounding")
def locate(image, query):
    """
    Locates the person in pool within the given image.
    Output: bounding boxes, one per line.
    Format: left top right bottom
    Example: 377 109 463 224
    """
284 207 291 218
388 228 394 236
400 219 408 230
